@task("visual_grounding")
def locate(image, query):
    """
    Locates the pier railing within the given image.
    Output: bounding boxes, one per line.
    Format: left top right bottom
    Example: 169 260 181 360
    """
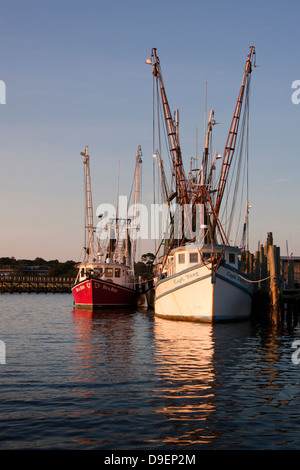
0 276 75 294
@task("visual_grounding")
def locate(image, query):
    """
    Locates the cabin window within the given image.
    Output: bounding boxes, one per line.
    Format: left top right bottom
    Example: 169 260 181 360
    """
178 253 185 264
229 253 235 264
105 268 113 277
80 268 85 277
189 253 198 263
115 268 121 278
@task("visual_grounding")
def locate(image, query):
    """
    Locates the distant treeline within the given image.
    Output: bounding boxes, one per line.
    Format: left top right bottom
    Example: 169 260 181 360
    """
0 257 78 277
0 252 156 279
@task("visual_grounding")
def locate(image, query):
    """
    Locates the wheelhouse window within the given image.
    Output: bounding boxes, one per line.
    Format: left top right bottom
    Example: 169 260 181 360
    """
105 268 113 277
178 253 185 264
115 268 121 278
229 253 235 264
189 252 198 263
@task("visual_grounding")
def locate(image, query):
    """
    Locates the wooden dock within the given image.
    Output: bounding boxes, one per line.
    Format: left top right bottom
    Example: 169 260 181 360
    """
0 276 75 294
243 232 300 325
281 288 300 325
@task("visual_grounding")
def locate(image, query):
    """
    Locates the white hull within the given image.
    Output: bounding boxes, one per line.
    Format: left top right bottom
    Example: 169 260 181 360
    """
154 262 253 323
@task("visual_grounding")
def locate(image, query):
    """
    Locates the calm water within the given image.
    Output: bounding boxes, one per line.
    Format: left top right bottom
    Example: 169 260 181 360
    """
0 293 300 450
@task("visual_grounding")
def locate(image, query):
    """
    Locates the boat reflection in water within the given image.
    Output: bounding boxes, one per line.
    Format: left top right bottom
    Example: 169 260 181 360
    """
71 307 154 387
150 316 251 448
71 307 252 448
71 307 140 360
151 316 216 446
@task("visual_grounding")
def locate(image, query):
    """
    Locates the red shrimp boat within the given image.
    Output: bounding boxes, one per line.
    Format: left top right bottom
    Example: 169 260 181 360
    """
72 146 142 309
72 265 138 308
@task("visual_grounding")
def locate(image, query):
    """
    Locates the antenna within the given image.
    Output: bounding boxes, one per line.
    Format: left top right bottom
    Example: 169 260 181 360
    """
203 82 207 150
196 126 198 168
116 160 120 220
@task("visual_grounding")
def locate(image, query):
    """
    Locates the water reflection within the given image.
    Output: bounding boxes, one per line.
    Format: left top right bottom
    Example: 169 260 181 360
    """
70 308 300 449
150 318 254 447
151 317 216 446
71 307 155 386
1 295 300 449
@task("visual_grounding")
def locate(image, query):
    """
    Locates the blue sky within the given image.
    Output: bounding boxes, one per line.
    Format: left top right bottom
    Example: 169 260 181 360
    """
0 0 299 261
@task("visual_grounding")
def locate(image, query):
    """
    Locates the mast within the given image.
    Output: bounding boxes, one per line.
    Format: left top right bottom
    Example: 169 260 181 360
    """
130 145 142 273
241 200 251 251
148 48 189 206
81 146 94 263
201 109 215 186
211 46 256 239
153 150 170 203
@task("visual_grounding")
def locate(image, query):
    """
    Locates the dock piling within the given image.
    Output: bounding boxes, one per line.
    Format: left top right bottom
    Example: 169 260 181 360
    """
268 244 281 325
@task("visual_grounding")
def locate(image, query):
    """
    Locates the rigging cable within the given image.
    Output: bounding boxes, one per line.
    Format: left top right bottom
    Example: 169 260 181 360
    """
220 74 252 244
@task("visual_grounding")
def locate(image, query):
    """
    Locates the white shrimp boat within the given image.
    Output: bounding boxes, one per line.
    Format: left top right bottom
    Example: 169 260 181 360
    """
154 244 252 322
147 47 256 322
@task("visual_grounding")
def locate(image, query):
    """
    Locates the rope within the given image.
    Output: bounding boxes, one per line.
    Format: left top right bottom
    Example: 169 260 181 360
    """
236 273 271 283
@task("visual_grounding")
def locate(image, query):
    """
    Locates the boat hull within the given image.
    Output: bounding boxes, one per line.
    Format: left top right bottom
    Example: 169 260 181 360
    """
72 277 138 308
154 263 253 322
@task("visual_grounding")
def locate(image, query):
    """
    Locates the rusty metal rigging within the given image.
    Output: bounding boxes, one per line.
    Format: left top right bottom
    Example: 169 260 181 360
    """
81 146 95 263
211 46 256 239
148 48 189 206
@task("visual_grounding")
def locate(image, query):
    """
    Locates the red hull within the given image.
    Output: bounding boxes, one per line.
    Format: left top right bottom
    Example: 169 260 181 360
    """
72 278 138 308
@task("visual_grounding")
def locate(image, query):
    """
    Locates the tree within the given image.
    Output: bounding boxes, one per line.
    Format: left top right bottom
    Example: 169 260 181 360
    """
47 260 77 277
0 257 16 266
141 253 155 265
135 253 155 279
33 257 47 265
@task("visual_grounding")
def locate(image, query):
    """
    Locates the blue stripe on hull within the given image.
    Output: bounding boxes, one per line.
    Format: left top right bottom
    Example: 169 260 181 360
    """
215 273 253 297
154 272 211 302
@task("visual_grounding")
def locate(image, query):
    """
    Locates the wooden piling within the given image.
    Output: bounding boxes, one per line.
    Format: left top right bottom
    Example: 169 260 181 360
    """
251 232 300 325
259 243 268 291
268 244 281 325
254 250 260 277
288 259 295 288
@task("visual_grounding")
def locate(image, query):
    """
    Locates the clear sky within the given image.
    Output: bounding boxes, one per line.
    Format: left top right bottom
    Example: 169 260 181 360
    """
0 0 299 262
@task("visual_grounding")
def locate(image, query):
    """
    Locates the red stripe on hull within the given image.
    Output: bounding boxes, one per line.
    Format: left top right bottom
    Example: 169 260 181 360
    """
72 278 138 308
